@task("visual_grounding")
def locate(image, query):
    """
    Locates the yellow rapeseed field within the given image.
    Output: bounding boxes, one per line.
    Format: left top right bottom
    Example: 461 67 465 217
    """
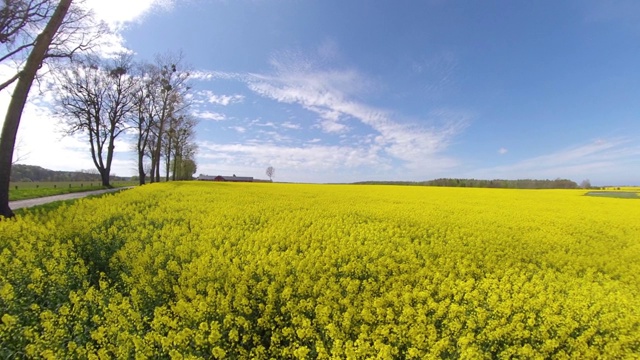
1 182 639 359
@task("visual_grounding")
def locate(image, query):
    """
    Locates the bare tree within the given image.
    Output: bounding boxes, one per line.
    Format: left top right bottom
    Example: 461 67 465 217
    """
130 62 160 185
266 166 275 182
0 0 75 218
1 0 102 92
55 54 137 187
145 52 191 183
0 0 57 91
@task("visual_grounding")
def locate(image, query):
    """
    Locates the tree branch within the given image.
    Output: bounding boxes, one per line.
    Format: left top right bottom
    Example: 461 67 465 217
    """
0 72 21 92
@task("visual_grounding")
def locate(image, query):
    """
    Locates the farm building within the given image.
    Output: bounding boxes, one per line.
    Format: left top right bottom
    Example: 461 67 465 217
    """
197 174 254 182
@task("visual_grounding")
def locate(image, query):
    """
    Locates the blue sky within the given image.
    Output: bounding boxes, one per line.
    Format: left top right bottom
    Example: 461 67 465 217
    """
3 0 640 184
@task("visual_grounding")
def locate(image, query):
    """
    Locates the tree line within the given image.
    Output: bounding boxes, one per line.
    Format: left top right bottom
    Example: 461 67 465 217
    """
425 178 579 189
0 0 198 217
355 178 580 189
10 164 129 182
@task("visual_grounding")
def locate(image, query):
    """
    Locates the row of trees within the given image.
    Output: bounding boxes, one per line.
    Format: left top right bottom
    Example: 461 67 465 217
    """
55 53 198 187
9 164 128 182
0 0 198 218
355 178 580 189
425 178 579 189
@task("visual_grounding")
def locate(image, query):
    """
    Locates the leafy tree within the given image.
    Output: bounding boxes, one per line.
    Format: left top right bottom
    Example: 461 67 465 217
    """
167 115 197 181
172 157 197 180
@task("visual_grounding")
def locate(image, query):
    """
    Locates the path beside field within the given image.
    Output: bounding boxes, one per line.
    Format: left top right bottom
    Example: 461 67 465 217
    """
9 187 134 210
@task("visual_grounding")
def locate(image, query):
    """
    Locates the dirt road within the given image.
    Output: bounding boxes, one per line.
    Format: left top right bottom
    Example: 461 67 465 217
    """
9 187 133 210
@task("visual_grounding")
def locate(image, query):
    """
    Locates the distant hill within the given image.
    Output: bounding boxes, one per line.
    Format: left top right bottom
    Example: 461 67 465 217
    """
354 178 579 189
10 164 129 182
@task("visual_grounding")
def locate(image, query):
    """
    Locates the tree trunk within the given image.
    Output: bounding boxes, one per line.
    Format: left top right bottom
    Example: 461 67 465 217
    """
149 146 156 183
136 120 148 185
100 169 110 187
102 135 115 188
172 152 178 181
165 139 171 182
138 157 146 185
155 156 161 182
137 140 146 185
0 0 73 218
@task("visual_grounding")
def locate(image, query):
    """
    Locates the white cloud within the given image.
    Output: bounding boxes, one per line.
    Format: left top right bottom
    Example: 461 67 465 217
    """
498 147 508 155
191 70 241 81
199 141 385 172
0 90 135 176
194 90 245 106
245 64 469 170
317 119 349 133
84 0 175 30
281 121 302 130
470 138 640 184
256 130 292 143
79 0 177 57
193 110 226 121
255 121 276 128
208 94 245 106
230 126 246 133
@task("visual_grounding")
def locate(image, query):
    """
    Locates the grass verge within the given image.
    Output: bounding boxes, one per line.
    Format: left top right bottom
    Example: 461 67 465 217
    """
9 182 136 201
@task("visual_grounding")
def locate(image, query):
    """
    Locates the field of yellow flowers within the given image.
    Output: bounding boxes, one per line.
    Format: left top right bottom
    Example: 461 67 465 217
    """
1 182 639 359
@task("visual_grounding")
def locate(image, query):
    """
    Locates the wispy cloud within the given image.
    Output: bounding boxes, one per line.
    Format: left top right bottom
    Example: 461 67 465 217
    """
250 119 277 128
241 52 469 170
193 110 226 121
189 44 471 180
470 138 640 183
199 141 386 171
498 147 508 155
411 51 459 97
206 92 245 106
190 70 242 81
281 121 302 130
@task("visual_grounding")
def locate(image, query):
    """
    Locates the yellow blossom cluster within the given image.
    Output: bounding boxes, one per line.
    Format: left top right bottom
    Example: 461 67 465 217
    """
1 182 639 358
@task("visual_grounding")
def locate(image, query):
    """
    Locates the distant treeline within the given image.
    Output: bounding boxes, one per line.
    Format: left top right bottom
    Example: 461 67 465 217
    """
10 164 129 182
355 178 579 189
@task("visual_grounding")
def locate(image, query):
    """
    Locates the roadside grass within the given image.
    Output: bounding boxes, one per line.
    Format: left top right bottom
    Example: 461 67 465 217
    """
9 181 137 201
